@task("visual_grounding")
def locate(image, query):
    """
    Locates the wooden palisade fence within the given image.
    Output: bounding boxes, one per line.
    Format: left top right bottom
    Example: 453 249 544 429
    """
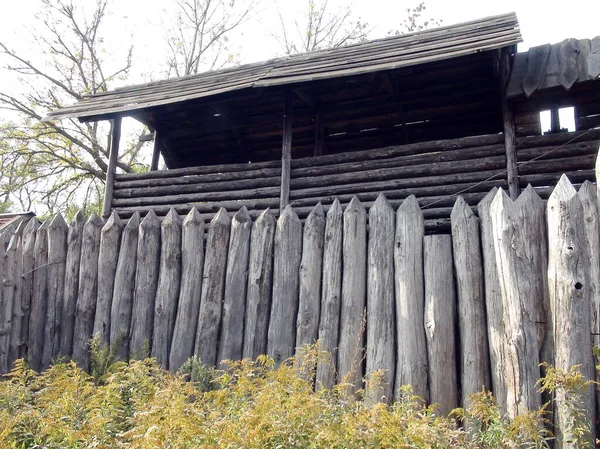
1 168 600 446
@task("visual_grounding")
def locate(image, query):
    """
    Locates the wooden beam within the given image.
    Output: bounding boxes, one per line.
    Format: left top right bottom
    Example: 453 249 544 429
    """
102 117 122 218
280 92 293 210
150 131 161 171
498 48 520 200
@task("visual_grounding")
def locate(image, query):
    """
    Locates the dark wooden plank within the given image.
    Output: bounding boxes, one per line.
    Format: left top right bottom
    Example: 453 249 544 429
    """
280 92 293 210
522 44 551 97
499 48 520 199
103 118 122 218
557 38 581 90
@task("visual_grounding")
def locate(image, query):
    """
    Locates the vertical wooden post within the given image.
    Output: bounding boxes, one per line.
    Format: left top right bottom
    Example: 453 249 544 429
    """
102 118 122 218
314 109 325 156
150 130 160 171
280 92 293 211
499 48 520 200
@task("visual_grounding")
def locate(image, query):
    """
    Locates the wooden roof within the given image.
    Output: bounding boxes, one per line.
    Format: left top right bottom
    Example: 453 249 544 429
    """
507 37 600 98
44 12 521 123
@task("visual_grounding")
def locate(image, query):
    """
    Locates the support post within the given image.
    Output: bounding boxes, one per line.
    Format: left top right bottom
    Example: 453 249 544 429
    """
150 131 160 171
280 92 293 211
499 48 520 200
102 118 122 218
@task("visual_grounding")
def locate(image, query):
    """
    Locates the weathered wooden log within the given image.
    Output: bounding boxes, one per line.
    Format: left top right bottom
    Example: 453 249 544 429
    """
218 207 252 368
0 235 15 373
365 194 396 404
338 197 367 395
316 200 343 390
195 208 230 366
477 188 509 414
59 211 84 357
114 174 281 198
243 209 275 359
93 212 123 345
394 195 428 402
29 220 49 372
72 214 103 370
169 208 204 372
295 203 325 365
8 235 23 367
451 197 490 407
130 210 161 358
110 213 140 361
490 188 544 418
424 234 458 416
267 205 302 366
19 219 39 359
547 175 596 447
516 128 600 148
152 209 182 369
41 214 68 369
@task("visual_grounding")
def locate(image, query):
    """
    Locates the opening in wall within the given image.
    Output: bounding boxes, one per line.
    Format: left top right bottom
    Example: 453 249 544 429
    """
539 107 576 134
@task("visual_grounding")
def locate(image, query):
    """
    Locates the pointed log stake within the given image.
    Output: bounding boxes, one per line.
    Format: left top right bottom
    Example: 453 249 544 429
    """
451 197 490 408
72 214 103 370
338 197 367 396
195 208 230 367
490 188 544 418
110 212 140 361
268 205 302 366
243 209 275 360
548 175 596 447
29 220 49 372
152 209 182 369
365 193 396 404
93 212 123 345
59 211 84 357
316 200 343 390
19 219 39 359
0 235 15 373
170 208 204 372
424 234 458 416
295 203 325 365
394 195 428 402
477 188 509 414
8 235 23 366
218 207 252 368
130 210 161 358
41 213 68 369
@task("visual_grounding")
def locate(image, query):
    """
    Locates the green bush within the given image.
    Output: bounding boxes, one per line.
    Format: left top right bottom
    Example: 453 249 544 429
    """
0 349 593 448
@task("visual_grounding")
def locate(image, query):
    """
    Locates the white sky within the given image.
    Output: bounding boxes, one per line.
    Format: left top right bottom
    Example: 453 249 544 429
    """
1 0 599 88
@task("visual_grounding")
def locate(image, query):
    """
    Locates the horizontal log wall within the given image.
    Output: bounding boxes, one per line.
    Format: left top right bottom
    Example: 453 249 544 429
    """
2 168 600 442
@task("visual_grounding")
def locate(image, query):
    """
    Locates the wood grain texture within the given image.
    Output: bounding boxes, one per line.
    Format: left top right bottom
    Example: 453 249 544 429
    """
110 212 140 361
130 210 161 358
451 196 490 407
169 208 204 371
218 207 252 367
547 175 596 447
19 219 39 359
72 214 103 370
338 197 367 395
490 188 544 418
29 220 49 372
195 208 230 366
394 195 428 402
295 203 325 364
8 235 23 367
424 234 458 416
152 209 182 368
42 214 68 369
268 205 302 366
243 209 275 359
93 212 123 345
316 200 343 390
365 194 396 404
0 235 15 373
59 211 84 357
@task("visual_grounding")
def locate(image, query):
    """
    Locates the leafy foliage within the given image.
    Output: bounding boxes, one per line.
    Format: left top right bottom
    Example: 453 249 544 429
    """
1 346 593 448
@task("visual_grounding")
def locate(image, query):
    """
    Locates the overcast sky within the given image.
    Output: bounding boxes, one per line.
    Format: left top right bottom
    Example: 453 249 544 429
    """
1 0 599 88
